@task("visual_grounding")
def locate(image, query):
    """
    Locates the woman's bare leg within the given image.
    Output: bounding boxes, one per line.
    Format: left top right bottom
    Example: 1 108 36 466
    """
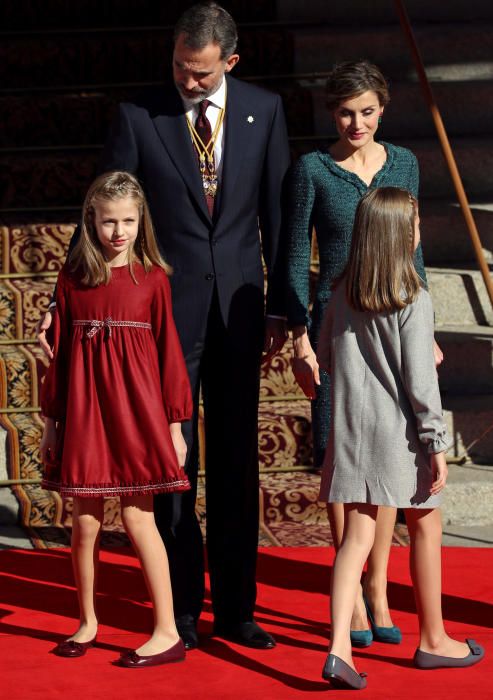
69 497 104 642
329 503 378 669
363 506 397 627
406 508 469 657
121 495 179 656
327 502 368 630
327 502 345 549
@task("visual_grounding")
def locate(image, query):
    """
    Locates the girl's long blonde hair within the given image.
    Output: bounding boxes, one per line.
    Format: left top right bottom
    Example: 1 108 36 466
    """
345 187 422 312
69 171 171 286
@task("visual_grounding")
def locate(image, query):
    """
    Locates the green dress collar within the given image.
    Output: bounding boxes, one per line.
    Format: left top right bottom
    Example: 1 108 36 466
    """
317 141 397 191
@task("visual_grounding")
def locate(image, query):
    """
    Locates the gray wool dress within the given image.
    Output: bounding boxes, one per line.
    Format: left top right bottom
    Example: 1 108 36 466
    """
317 284 450 509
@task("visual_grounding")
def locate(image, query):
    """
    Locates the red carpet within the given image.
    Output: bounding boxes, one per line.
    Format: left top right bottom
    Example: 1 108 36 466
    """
1 546 491 699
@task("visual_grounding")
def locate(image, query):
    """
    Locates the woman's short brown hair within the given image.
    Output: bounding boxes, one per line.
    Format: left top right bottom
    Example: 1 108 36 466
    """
326 60 390 111
345 187 422 313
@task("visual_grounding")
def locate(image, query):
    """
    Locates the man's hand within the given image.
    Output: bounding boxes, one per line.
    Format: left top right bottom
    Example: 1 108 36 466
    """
262 317 288 363
430 451 448 495
433 339 444 367
169 422 188 468
291 326 320 399
37 310 54 360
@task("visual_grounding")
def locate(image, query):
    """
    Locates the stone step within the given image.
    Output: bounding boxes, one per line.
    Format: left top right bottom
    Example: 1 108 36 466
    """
435 325 493 395
419 200 493 265
0 150 100 210
395 137 493 200
278 0 493 24
0 424 20 529
0 25 295 90
3 20 492 91
292 23 493 80
443 394 493 463
442 464 493 527
2 0 492 33
427 266 493 327
3 77 490 150
3 136 493 211
308 80 493 140
6 206 488 272
0 82 313 149
0 0 276 31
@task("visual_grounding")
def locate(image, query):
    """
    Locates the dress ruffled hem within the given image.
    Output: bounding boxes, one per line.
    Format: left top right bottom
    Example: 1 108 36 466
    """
41 476 190 497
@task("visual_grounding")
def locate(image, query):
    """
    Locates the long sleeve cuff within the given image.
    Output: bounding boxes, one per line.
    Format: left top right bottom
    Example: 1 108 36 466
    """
427 431 451 454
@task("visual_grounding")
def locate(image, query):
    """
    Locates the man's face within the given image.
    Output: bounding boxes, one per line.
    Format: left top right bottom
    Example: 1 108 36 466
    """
173 33 239 103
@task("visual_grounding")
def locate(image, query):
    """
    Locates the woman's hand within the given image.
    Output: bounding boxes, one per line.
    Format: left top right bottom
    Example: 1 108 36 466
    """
169 422 188 468
40 418 57 464
291 326 320 400
263 317 288 363
36 310 54 360
433 339 444 367
430 452 448 495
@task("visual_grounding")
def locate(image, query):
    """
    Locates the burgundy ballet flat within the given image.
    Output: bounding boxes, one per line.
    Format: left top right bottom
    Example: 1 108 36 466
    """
53 637 97 658
118 639 186 668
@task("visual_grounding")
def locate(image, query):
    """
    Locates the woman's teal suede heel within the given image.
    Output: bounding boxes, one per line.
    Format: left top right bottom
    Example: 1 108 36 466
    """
350 629 373 648
364 597 402 644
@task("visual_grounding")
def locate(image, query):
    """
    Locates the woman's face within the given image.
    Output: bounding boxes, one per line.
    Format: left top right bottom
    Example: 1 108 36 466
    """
333 90 382 148
93 196 140 266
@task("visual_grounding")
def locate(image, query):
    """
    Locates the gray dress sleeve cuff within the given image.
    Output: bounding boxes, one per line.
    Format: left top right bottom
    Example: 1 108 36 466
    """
427 432 451 454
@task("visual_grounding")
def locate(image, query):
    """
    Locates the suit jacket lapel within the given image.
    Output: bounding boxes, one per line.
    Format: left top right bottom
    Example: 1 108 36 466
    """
217 76 253 219
152 88 212 223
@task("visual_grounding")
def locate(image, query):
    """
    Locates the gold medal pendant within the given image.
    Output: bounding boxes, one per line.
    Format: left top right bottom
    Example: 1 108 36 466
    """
198 154 217 196
186 95 226 201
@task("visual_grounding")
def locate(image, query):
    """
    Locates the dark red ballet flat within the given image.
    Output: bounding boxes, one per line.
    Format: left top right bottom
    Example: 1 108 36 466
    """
118 639 185 668
53 637 97 658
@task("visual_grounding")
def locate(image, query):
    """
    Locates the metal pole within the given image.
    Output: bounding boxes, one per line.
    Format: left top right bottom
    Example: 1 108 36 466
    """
394 0 493 310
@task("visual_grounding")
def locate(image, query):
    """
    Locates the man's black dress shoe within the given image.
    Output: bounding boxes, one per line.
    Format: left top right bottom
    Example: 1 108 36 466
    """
176 616 198 650
214 621 276 649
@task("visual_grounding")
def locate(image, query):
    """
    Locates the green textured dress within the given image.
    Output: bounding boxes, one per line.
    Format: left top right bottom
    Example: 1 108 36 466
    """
285 142 427 468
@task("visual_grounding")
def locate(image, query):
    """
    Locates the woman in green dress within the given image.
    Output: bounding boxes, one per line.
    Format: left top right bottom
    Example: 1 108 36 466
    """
285 61 442 646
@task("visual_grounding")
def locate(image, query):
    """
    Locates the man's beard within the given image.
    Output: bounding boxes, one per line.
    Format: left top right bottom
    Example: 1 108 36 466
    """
175 76 223 104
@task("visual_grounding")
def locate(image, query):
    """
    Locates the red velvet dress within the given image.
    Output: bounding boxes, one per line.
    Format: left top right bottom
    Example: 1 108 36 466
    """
41 263 192 497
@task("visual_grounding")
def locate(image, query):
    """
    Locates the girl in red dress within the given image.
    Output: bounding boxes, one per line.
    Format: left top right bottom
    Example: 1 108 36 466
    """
40 171 193 668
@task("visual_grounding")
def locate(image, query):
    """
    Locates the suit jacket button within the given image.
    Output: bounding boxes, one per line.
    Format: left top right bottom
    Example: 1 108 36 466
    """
205 273 215 280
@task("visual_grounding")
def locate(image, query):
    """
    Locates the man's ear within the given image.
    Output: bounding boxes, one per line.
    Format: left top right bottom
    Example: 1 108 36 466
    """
224 54 240 73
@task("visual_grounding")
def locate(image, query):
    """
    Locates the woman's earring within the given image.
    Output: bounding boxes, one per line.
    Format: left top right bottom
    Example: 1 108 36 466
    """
378 113 383 124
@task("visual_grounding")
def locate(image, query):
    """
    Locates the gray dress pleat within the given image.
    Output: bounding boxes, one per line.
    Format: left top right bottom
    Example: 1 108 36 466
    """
317 284 449 508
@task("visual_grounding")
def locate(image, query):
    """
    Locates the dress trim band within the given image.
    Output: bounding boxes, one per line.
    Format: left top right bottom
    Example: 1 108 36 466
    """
73 318 152 339
41 476 190 497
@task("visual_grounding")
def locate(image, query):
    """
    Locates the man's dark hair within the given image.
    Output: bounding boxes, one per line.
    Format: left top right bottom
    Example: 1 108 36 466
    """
173 2 238 59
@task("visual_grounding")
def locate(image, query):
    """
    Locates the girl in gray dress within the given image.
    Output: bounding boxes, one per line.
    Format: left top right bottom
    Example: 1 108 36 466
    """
317 188 484 690
286 61 443 646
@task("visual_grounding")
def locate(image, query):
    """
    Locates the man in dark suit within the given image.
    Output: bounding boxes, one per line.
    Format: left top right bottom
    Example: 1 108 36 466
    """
38 2 290 650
